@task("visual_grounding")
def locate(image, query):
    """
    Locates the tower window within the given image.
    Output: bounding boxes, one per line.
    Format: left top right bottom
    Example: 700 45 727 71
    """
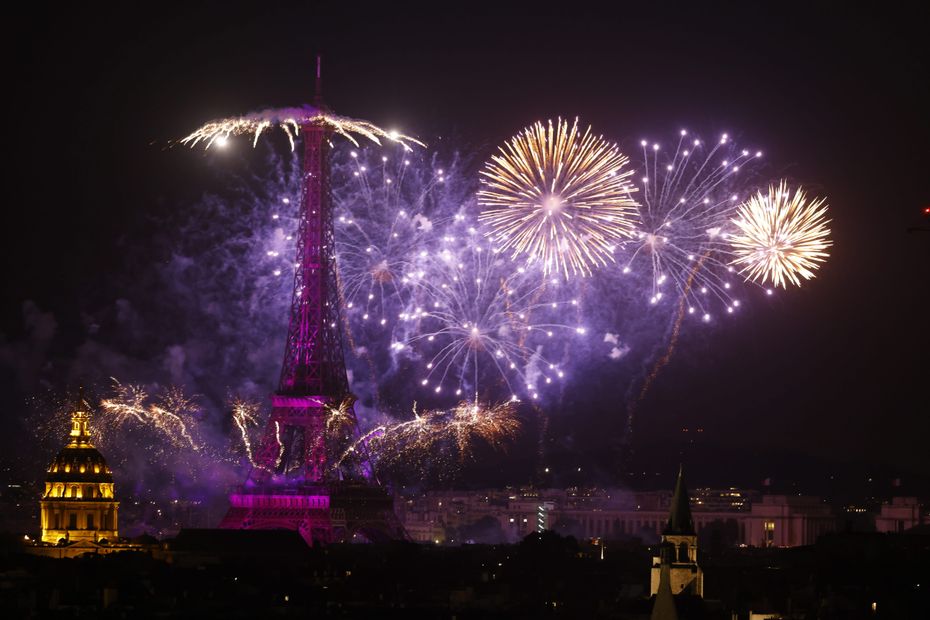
678 541 689 562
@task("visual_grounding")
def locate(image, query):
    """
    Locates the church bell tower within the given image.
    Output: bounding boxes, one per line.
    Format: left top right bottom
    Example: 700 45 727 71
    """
650 465 703 597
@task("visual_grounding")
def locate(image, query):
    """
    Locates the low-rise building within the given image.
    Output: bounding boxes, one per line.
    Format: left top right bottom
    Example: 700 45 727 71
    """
397 485 930 548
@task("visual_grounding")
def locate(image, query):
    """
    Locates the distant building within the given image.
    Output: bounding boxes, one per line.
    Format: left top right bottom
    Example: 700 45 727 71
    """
27 391 153 559
396 483 927 550
39 391 119 545
875 497 924 533
745 495 835 547
403 509 446 544
650 466 703 597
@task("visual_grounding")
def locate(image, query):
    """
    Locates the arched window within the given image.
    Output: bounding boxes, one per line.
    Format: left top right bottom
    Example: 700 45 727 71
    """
678 541 689 562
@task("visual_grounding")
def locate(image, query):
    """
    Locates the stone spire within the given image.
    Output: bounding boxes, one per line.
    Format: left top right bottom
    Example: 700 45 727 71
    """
664 464 695 536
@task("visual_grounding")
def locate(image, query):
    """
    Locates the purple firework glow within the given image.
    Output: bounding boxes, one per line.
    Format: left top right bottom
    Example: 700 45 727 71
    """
16 124 812 512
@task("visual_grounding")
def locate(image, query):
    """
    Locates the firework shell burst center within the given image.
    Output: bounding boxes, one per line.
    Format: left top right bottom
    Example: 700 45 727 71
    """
477 118 640 278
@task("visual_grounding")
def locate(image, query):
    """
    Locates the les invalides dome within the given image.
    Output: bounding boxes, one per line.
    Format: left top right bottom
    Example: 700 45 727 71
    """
40 390 119 545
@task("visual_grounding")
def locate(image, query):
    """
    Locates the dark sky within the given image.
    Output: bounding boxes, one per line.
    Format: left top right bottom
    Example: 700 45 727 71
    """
3 3 929 484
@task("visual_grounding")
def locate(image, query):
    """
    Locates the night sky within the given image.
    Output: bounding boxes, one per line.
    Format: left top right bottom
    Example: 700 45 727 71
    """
3 3 928 490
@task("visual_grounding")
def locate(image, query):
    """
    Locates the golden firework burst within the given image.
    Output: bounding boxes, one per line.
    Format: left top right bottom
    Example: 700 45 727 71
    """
729 181 832 288
477 118 638 278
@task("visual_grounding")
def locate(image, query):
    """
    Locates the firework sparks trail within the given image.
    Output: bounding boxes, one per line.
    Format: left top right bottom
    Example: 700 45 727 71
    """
157 386 201 449
619 130 766 321
98 382 148 425
334 425 387 471
230 396 261 465
99 379 201 451
150 406 199 450
393 224 585 402
444 400 521 458
338 401 520 479
273 421 284 471
625 253 709 445
478 118 639 278
729 181 832 288
181 106 425 151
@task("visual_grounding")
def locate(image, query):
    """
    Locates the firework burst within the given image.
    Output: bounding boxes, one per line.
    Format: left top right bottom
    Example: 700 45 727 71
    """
181 106 425 151
325 397 357 435
619 130 766 320
333 147 451 327
100 379 201 451
339 401 520 480
393 223 584 402
442 400 521 457
729 181 832 288
478 118 638 278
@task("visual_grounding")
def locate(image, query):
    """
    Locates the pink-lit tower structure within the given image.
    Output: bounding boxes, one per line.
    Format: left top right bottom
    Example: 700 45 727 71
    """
219 59 404 545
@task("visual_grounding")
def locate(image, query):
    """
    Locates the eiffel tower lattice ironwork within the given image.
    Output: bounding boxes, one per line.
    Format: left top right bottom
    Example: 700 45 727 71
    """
217 58 405 545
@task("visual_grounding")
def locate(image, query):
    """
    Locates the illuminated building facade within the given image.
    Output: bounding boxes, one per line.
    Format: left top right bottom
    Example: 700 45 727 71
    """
40 392 119 545
744 495 835 547
875 496 924 533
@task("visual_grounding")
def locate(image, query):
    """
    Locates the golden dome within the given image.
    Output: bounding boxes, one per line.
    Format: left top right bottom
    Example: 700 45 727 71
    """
46 445 114 485
41 389 117 503
39 391 120 546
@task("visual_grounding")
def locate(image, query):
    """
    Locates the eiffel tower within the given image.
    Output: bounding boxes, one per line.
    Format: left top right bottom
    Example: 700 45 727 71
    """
218 58 404 545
